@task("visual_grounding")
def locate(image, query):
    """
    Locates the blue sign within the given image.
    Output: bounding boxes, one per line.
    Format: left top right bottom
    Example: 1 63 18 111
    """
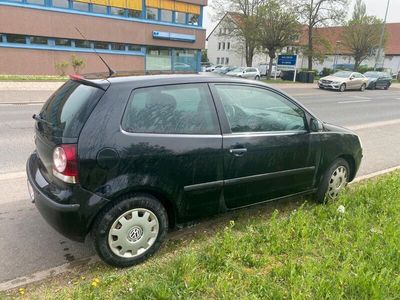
152 31 196 43
277 55 297 66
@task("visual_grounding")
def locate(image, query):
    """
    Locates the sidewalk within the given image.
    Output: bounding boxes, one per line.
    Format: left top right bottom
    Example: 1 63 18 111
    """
0 82 63 104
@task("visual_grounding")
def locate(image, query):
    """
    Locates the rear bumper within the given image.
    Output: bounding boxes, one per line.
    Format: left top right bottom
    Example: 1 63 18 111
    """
26 153 109 242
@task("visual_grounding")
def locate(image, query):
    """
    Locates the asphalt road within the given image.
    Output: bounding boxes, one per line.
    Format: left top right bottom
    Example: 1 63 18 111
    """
0 85 400 286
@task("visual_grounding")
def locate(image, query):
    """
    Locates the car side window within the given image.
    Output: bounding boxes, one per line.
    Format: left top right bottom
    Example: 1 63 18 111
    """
122 84 220 134
214 84 307 133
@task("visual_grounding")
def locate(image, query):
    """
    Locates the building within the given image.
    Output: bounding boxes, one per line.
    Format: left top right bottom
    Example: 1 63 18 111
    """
0 0 207 75
207 12 400 75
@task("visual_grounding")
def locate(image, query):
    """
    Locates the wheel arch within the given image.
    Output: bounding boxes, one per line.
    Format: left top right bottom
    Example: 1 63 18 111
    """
337 154 356 181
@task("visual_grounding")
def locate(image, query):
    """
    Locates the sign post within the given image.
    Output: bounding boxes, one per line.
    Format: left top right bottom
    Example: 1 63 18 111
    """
277 55 298 82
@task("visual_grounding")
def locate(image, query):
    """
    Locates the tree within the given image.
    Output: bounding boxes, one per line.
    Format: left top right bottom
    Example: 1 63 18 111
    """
201 49 208 62
258 0 300 79
211 0 264 66
342 1 385 71
54 61 69 76
294 0 348 70
70 55 85 74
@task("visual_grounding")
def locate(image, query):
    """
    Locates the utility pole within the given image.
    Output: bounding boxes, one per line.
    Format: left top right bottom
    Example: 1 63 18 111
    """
374 0 390 70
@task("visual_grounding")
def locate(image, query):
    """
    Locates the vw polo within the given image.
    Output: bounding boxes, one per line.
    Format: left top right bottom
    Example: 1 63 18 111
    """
27 74 362 267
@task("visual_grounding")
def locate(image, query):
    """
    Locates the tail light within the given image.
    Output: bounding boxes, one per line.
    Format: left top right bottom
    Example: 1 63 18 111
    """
52 144 79 184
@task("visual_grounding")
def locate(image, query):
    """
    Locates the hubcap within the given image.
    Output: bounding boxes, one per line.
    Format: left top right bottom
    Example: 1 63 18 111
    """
108 208 159 258
326 166 348 199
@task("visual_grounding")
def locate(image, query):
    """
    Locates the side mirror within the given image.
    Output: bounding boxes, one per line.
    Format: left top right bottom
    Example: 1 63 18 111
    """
350 76 354 80
310 118 324 132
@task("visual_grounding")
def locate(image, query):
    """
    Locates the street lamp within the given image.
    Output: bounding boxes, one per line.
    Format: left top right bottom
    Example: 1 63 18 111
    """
374 0 390 70
333 40 342 73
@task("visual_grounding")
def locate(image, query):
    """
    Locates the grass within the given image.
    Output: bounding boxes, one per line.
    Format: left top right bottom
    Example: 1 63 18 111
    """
0 75 68 81
3 171 400 299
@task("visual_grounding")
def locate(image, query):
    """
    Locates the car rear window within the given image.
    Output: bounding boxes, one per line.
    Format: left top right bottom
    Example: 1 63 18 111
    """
39 80 104 138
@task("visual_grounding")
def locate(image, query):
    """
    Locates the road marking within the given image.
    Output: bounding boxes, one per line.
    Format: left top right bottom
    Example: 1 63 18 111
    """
338 100 371 104
348 119 400 131
351 95 371 100
0 171 26 181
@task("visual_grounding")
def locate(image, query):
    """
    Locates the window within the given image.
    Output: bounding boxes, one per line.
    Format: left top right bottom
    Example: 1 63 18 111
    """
214 85 306 133
93 41 109 49
127 9 141 18
55 38 71 47
227 42 230 50
52 0 69 8
147 7 158 20
174 49 197 72
175 12 186 24
29 36 48 45
221 57 224 64
111 43 125 51
188 14 199 25
222 42 225 50
110 7 125 16
225 57 229 65
218 43 221 50
92 4 107 14
75 40 91 48
26 0 45 5
122 84 219 134
73 1 89 11
161 9 172 22
128 44 142 52
216 57 220 64
6 34 26 44
146 47 171 71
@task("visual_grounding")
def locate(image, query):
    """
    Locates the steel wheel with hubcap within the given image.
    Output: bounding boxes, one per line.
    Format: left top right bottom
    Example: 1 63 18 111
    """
315 158 350 203
92 194 168 267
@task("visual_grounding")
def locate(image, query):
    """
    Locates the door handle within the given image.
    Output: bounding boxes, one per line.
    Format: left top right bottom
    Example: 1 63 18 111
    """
229 148 247 156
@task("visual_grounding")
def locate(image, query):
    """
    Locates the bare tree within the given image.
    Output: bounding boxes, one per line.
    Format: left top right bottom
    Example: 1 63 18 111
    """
342 0 385 71
211 0 265 66
294 0 348 70
258 0 300 79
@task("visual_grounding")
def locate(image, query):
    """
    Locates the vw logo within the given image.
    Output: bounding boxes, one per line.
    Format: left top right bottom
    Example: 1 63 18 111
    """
127 226 143 242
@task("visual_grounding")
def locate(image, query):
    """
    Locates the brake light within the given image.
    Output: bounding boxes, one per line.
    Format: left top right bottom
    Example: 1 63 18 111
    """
52 144 79 184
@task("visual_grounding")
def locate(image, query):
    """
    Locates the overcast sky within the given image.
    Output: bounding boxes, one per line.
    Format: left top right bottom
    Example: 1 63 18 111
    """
204 0 400 35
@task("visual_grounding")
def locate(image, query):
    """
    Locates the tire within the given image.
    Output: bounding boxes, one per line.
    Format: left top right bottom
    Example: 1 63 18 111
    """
255 75 260 80
371 83 376 90
315 158 350 203
339 83 346 92
360 83 366 92
384 83 390 90
91 194 168 267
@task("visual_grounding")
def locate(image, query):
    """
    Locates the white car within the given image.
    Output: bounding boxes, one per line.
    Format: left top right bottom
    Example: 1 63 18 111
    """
226 67 261 80
205 64 223 72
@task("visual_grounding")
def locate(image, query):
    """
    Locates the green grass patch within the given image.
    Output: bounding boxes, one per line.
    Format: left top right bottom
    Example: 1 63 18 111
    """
0 75 68 82
4 172 400 299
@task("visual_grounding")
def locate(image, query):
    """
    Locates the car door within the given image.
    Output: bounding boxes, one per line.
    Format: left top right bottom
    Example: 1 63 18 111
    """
210 83 320 209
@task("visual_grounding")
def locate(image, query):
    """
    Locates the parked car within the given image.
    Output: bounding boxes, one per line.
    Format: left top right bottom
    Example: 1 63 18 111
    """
27 74 362 267
212 66 237 75
259 64 281 77
226 67 261 80
363 71 392 90
205 64 223 72
173 62 192 71
318 71 369 92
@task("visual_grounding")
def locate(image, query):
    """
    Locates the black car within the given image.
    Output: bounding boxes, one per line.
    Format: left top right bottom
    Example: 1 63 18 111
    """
27 74 363 267
363 71 392 90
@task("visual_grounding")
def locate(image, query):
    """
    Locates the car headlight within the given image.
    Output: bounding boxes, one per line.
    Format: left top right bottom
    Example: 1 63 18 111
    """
332 81 340 84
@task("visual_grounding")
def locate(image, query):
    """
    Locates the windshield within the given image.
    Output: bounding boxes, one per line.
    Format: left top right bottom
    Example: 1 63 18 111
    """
364 72 380 78
231 67 245 72
39 80 104 138
333 71 352 78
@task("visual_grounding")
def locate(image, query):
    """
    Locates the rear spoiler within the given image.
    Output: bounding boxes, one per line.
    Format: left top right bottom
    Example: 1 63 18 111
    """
69 74 109 91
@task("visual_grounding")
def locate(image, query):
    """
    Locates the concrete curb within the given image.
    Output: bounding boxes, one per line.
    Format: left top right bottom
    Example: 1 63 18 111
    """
0 165 399 292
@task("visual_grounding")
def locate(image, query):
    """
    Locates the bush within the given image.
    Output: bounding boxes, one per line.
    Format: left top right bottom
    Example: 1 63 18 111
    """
54 61 69 76
321 67 333 76
70 55 85 74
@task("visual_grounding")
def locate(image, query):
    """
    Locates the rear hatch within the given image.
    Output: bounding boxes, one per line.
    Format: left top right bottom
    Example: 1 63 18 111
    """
34 77 108 184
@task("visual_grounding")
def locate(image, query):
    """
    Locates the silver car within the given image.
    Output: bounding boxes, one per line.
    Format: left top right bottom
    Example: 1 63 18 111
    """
318 71 369 92
226 67 261 80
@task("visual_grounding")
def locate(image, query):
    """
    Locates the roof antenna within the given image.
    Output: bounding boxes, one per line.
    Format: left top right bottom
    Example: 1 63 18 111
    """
74 26 116 77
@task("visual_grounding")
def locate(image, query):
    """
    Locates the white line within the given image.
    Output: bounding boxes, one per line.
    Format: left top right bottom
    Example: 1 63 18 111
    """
338 100 371 104
351 95 371 100
348 119 400 131
0 171 26 181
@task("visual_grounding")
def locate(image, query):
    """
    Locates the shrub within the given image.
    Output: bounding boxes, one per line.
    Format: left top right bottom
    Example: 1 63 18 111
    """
321 67 333 76
70 55 85 74
54 61 69 76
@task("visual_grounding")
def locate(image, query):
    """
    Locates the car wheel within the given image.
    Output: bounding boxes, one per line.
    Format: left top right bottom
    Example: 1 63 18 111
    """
360 83 366 92
339 83 346 92
315 158 350 203
371 83 376 90
92 194 168 267
255 75 260 80
384 83 390 90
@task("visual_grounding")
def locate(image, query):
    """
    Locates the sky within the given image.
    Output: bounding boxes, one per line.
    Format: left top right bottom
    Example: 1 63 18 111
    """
204 0 400 36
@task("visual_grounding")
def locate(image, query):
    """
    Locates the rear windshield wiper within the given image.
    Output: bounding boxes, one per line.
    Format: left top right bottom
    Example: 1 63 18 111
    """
32 114 55 127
